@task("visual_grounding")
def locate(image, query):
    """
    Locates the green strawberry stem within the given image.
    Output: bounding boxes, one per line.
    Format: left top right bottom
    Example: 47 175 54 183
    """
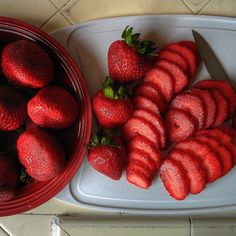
19 168 30 184
121 25 157 56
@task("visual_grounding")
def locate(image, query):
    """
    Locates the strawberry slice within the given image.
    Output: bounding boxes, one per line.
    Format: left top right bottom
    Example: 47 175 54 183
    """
210 89 229 127
226 142 236 165
155 59 188 93
132 109 166 149
165 108 197 142
166 43 198 81
169 149 206 194
194 80 236 117
178 41 198 55
133 96 161 115
135 82 167 112
170 92 206 129
144 67 175 101
157 50 189 75
160 158 189 200
188 88 217 128
128 148 157 173
196 135 233 176
175 139 222 183
128 135 162 169
122 117 161 146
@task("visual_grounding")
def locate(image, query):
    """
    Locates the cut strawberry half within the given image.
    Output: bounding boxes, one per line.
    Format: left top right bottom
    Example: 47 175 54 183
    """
175 139 222 183
169 148 206 194
133 96 161 115
144 67 175 101
155 59 188 93
157 50 189 76
132 109 166 149
165 108 197 142
128 135 162 169
194 79 236 117
166 43 198 81
196 135 233 176
225 142 236 165
210 89 229 127
135 82 167 112
178 41 198 55
160 158 189 200
170 92 206 129
122 117 161 146
188 88 217 128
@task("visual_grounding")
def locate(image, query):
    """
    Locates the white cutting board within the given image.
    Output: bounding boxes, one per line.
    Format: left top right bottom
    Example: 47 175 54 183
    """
52 15 236 215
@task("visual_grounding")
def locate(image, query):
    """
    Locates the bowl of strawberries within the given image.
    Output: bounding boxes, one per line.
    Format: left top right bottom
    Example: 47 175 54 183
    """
0 16 91 216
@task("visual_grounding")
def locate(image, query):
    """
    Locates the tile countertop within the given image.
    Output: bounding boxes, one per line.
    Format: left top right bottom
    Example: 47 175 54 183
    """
1 0 236 235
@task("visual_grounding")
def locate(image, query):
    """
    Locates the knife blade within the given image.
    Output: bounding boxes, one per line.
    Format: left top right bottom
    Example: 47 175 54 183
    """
192 30 231 83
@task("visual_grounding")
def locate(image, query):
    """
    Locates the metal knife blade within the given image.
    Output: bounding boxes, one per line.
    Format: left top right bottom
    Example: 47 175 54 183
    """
192 30 231 82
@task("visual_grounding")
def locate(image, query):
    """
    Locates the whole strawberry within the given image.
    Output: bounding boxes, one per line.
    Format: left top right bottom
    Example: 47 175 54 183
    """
0 86 27 131
1 39 54 88
17 127 66 181
108 26 156 83
92 77 133 128
88 130 126 180
27 86 79 129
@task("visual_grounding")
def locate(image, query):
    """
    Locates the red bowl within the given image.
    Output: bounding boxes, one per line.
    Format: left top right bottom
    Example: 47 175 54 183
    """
0 16 92 216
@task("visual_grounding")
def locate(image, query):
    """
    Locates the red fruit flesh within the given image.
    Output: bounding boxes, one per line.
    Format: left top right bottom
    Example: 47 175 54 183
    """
188 88 217 128
160 158 189 200
0 86 27 131
1 39 54 88
28 86 79 129
132 109 166 149
169 149 206 194
210 89 229 127
128 135 162 169
122 117 161 146
226 142 236 165
135 82 167 113
133 96 161 115
194 79 236 117
170 92 206 129
92 90 133 128
165 108 197 142
17 127 66 181
144 67 175 101
166 43 197 80
0 187 15 202
155 59 188 93
178 41 198 55
175 139 222 183
157 49 189 75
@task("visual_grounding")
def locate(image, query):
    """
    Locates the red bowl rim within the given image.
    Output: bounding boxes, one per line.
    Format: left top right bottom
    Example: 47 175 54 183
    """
0 16 92 216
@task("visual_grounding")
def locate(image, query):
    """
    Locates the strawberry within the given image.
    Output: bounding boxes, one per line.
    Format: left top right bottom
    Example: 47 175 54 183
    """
27 86 79 129
17 127 66 181
1 39 54 88
92 77 133 128
0 86 27 131
133 96 161 114
108 26 156 83
0 187 15 202
87 130 126 180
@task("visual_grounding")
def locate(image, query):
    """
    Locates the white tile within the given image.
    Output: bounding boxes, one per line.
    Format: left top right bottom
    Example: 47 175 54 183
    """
50 0 70 9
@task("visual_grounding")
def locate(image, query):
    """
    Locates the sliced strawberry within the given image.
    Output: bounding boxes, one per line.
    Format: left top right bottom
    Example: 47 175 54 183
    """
210 89 229 127
133 96 161 115
178 41 198 55
170 92 206 129
175 139 222 183
155 59 188 93
157 50 189 75
143 67 175 101
194 79 236 117
188 88 217 128
232 113 236 129
160 158 189 200
226 142 236 165
128 135 162 169
169 149 206 194
196 135 233 176
166 43 197 80
122 117 160 146
165 108 197 142
132 109 166 148
135 82 167 112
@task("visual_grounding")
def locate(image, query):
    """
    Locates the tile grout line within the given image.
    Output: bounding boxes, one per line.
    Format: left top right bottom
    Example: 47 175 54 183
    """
181 0 196 14
189 217 193 236
198 0 213 14
39 9 61 29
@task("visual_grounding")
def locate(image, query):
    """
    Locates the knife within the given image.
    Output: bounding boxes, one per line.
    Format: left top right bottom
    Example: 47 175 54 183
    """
192 30 231 83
